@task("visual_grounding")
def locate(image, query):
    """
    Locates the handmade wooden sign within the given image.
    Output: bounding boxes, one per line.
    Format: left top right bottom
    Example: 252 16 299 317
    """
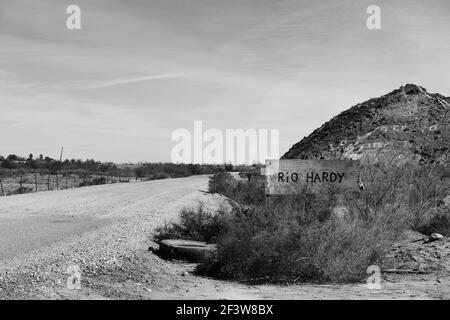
265 159 360 194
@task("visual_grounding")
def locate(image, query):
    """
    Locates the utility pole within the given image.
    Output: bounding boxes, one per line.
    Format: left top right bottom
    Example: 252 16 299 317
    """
59 147 64 190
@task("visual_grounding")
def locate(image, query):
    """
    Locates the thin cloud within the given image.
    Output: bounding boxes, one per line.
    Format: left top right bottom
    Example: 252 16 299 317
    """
0 73 193 92
86 73 191 90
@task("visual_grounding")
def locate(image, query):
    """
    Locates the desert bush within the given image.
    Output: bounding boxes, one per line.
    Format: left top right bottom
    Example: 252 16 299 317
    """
208 172 236 195
8 186 34 195
149 173 169 180
78 176 107 187
233 180 266 205
0 168 11 178
154 205 230 243
406 167 448 229
155 183 401 283
78 180 93 187
197 196 402 283
156 154 449 284
208 172 266 205
356 152 449 231
92 176 106 185
417 213 450 236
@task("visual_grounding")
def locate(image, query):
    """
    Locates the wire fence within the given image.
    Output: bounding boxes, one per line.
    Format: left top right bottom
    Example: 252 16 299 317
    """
0 172 137 197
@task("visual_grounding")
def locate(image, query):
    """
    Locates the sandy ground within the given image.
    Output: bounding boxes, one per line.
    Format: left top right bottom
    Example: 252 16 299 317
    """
0 175 448 300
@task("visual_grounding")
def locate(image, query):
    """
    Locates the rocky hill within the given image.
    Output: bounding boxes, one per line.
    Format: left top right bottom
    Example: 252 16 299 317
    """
282 84 450 164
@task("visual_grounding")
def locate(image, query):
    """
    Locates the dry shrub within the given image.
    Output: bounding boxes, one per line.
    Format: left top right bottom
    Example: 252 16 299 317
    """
157 153 449 283
208 172 236 195
8 186 34 195
417 210 450 237
154 205 230 243
197 196 402 283
208 172 266 205
357 152 449 232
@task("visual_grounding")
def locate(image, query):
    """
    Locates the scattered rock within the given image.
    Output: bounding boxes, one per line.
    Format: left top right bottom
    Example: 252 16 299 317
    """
441 195 450 208
429 233 444 242
158 239 217 262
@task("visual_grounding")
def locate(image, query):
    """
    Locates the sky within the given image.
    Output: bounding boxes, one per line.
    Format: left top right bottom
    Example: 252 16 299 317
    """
0 0 449 163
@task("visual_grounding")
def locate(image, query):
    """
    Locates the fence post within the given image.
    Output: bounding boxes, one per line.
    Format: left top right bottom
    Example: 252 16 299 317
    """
19 175 23 194
0 179 4 196
65 173 68 188
56 173 59 189
35 173 38 191
47 175 50 190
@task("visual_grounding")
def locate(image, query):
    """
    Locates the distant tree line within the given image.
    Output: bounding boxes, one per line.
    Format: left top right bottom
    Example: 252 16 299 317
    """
0 154 117 173
133 163 235 180
0 154 244 179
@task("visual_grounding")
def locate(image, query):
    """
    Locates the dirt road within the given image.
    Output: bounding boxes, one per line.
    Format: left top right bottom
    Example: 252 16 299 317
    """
0 176 448 299
0 176 206 261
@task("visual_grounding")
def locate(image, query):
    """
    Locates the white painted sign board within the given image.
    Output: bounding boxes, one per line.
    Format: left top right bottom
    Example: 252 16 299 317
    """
265 159 360 194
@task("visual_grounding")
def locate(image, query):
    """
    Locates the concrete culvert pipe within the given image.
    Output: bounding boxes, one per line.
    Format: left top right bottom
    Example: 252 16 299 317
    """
158 239 217 262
